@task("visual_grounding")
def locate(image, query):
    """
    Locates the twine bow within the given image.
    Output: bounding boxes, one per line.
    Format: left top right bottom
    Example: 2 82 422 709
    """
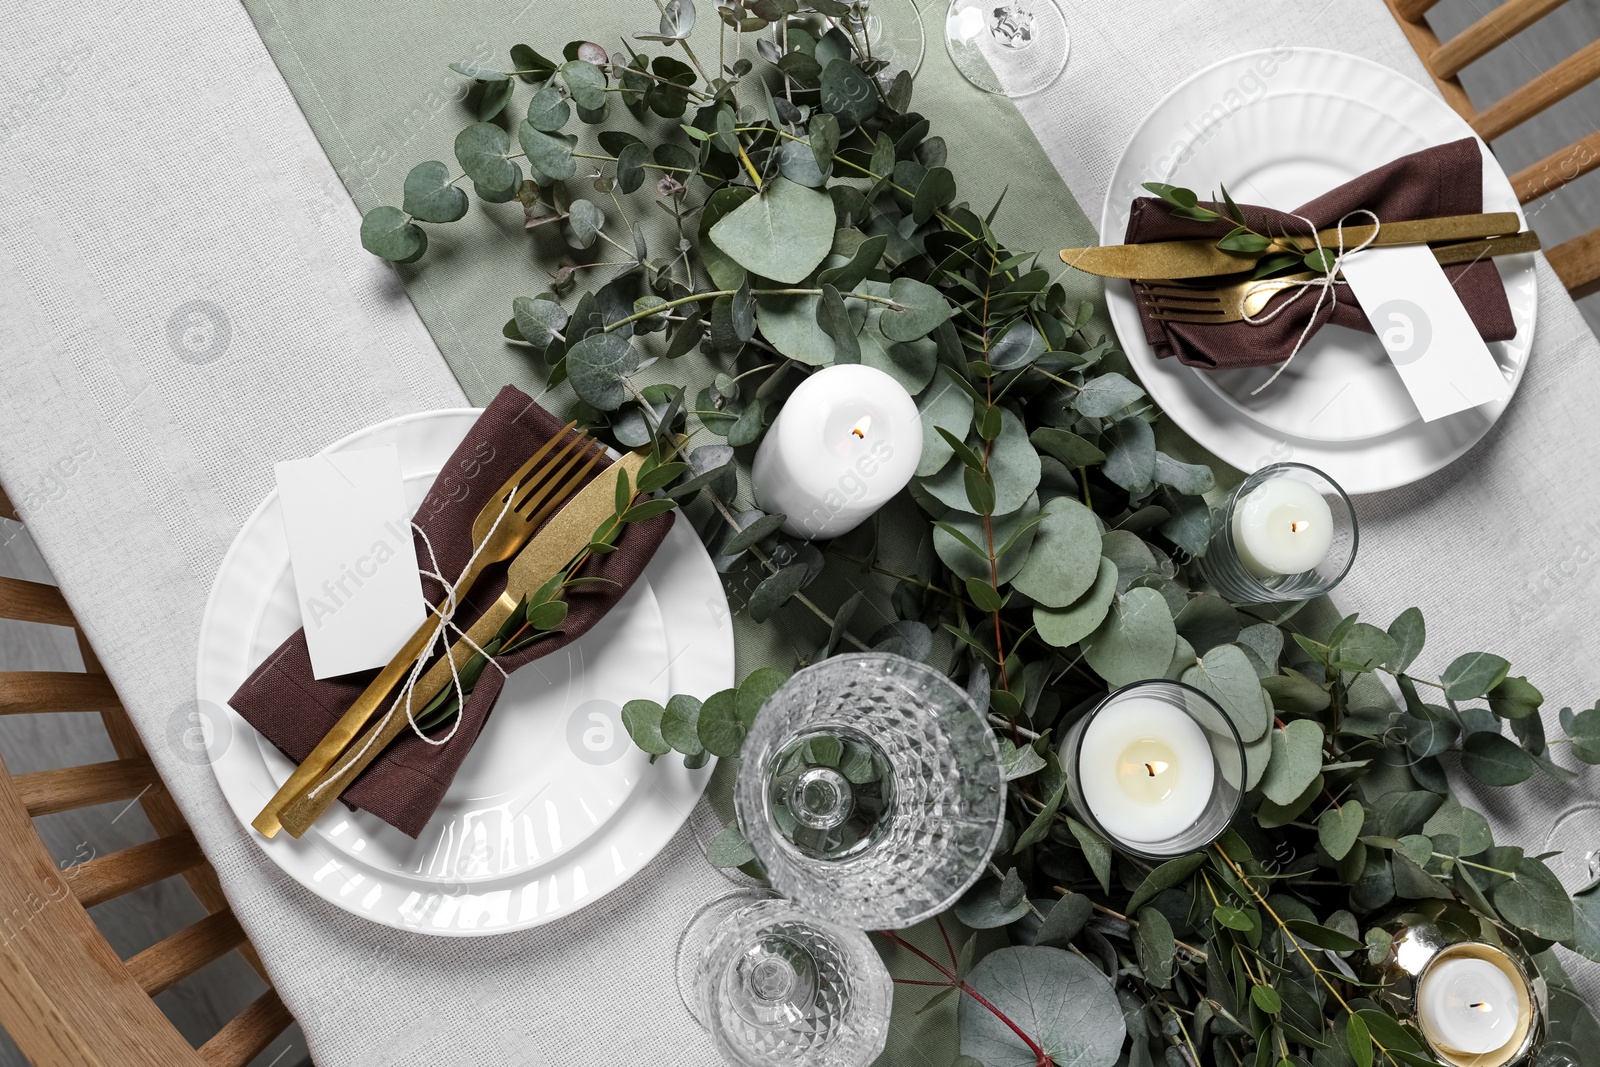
1241 209 1381 395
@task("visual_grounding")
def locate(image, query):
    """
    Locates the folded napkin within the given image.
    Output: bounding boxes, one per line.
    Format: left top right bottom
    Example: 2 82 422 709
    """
1127 138 1517 370
230 386 675 838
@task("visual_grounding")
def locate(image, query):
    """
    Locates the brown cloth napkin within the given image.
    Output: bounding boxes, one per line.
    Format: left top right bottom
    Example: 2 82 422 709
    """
229 386 675 838
1127 138 1517 370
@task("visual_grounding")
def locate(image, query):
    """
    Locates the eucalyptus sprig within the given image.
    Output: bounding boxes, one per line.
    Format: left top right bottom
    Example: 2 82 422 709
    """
360 7 1600 1065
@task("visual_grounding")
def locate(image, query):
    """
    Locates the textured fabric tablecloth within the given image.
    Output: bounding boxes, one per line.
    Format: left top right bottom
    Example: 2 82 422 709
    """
0 0 1596 1065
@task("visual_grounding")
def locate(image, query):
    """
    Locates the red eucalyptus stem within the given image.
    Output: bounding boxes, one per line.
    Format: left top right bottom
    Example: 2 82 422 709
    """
878 930 1052 1066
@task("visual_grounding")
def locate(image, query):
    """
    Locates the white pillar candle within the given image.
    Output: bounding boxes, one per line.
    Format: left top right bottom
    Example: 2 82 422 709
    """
1417 945 1532 1067
1231 476 1335 578
751 365 922 540
1074 698 1215 846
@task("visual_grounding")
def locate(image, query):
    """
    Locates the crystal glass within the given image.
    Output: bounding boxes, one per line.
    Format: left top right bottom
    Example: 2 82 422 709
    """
676 892 893 1067
1061 681 1244 860
1200 462 1358 605
944 0 1068 97
735 652 1006 929
775 0 926 88
1543 803 1600 895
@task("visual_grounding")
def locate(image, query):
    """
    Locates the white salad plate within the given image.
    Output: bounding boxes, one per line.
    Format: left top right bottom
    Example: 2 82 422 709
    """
197 408 734 935
1100 47 1537 493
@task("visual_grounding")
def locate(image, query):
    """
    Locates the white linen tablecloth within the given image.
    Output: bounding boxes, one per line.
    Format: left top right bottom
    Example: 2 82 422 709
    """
0 0 1595 1064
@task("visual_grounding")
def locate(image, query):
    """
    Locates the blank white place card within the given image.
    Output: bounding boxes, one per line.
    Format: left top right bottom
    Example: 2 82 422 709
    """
1339 243 1511 422
274 445 426 679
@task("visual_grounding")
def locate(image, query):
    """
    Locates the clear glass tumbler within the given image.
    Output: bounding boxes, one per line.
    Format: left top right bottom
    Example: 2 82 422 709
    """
1200 462 1358 605
676 892 893 1067
1061 680 1244 860
735 652 1006 929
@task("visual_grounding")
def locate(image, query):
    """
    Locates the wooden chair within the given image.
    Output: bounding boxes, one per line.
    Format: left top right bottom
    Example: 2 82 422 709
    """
1384 0 1600 298
0 483 293 1066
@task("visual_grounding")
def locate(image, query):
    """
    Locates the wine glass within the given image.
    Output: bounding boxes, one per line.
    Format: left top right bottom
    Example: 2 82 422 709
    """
774 0 926 87
944 0 1069 97
676 892 893 1067
734 652 1006 930
1544 803 1600 895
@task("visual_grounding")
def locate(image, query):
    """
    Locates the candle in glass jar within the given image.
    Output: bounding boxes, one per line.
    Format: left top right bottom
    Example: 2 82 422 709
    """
1417 944 1533 1067
751 365 922 540
1075 697 1215 845
1230 476 1334 578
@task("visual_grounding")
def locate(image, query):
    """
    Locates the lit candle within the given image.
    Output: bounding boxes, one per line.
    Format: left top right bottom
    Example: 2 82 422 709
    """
751 364 922 540
1416 945 1534 1067
1230 476 1334 578
1074 697 1215 845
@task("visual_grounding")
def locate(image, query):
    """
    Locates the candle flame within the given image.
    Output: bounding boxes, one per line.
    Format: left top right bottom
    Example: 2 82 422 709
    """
1469 1002 1494 1013
851 415 871 440
1290 520 1311 533
1144 761 1169 777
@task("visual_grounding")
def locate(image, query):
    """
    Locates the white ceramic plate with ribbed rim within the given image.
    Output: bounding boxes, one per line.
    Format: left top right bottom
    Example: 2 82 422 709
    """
196 408 734 935
1099 47 1537 493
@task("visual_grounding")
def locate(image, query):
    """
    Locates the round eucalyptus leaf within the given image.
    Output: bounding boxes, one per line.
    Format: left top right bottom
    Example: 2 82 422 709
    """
1011 496 1101 608
359 206 428 263
520 124 577 183
818 58 878 127
989 321 1043 371
450 58 507 81
960 946 1125 1067
1034 558 1118 650
756 289 863 365
565 330 639 411
1083 586 1177 690
1181 643 1270 743
955 875 1032 929
918 408 1040 516
880 278 956 342
776 140 827 187
634 0 696 40
525 82 571 132
565 199 605 250
1074 372 1145 418
401 161 470 225
699 185 756 290
454 122 521 191
917 380 975 477
560 59 607 111
933 494 1040 583
1102 415 1156 493
858 316 936 393
511 296 568 348
1259 718 1325 806
616 140 651 194
708 176 835 284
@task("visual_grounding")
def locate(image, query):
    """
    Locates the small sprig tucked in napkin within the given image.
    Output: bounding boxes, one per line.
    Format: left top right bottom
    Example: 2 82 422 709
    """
229 386 674 838
1127 138 1517 370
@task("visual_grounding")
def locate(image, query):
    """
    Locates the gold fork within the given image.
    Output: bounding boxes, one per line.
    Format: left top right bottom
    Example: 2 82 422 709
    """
1141 231 1543 325
274 448 651 838
251 424 604 837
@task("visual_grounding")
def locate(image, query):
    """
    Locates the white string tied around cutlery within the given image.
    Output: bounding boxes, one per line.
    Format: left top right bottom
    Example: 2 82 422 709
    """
1241 209 1380 396
305 492 517 800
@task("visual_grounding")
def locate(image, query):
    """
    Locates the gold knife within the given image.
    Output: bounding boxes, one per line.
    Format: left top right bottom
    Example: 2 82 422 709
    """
275 448 652 838
1059 212 1522 279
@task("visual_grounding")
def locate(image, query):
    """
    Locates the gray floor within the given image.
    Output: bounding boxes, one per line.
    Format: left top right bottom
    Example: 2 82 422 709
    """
0 3 1596 1065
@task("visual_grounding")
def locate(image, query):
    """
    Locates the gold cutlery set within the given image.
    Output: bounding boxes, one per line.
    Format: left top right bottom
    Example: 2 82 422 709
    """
1058 211 1540 324
254 428 645 840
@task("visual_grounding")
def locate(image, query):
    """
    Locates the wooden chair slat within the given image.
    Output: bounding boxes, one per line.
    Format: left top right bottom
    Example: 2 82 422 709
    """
125 909 247 998
1472 37 1600 141
1387 0 1481 120
1548 228 1600 299
70 833 205 909
197 990 293 1067
14 758 157 818
1510 130 1600 202
1394 0 1444 19
0 671 121 715
0 575 76 628
1432 0 1569 78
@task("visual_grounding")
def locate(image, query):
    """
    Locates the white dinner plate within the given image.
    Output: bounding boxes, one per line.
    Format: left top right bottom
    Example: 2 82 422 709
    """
197 408 734 935
1100 48 1538 493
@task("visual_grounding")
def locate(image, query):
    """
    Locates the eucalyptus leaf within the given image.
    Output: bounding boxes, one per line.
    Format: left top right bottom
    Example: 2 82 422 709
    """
565 330 639 411
1084 587 1177 690
401 160 469 224
708 176 835 284
960 947 1126 1067
1035 558 1118 650
1182 643 1270 742
360 206 428 263
1011 496 1101 608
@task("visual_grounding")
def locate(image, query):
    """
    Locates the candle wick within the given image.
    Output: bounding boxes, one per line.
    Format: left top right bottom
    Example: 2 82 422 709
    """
1144 761 1168 777
852 428 865 439
1290 521 1309 533
1469 1002 1492 1012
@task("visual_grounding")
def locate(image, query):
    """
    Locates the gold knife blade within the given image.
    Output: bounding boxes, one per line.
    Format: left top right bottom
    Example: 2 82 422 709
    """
1059 212 1522 279
275 449 652 839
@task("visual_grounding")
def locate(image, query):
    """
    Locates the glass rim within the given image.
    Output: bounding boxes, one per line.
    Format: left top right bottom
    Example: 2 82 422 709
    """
1064 679 1246 861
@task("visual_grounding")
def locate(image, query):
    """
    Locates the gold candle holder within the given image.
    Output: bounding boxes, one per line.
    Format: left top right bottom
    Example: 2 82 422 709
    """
1364 902 1547 1067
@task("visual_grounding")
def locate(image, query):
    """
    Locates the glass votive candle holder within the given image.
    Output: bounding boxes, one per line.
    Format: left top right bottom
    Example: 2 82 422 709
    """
1200 462 1357 604
1060 680 1244 859
1364 902 1548 1067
